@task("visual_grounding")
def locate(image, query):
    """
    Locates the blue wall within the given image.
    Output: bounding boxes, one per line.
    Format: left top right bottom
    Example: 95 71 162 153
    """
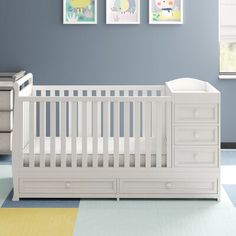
0 0 236 142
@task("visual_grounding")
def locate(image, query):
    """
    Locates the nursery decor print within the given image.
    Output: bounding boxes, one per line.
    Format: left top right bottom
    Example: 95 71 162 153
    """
107 0 140 24
63 0 97 24
149 0 183 24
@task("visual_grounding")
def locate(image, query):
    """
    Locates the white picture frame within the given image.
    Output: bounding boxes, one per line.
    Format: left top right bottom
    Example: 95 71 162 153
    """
106 0 140 25
149 0 183 24
63 0 97 25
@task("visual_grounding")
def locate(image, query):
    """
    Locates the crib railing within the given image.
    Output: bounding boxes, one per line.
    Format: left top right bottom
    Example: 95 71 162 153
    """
14 83 172 169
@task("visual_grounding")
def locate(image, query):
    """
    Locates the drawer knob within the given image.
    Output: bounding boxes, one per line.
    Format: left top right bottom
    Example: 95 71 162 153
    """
193 153 198 160
194 132 200 139
194 109 199 117
65 182 71 189
166 182 172 189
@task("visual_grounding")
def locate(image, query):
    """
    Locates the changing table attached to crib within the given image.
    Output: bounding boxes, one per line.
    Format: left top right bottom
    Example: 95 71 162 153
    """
12 74 220 200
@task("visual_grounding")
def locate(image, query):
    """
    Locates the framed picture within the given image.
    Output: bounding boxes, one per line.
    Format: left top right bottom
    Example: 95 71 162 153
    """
149 0 183 24
63 0 97 24
106 0 140 24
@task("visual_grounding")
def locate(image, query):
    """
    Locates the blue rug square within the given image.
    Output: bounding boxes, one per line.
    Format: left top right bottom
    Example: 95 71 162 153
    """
2 190 80 208
221 151 236 166
223 184 236 207
0 155 11 165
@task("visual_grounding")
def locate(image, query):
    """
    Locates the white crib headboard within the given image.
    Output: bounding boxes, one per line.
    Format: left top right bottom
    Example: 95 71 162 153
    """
13 73 34 149
14 73 33 97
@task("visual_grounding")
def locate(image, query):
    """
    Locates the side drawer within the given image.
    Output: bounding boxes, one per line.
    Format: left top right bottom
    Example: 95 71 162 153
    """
0 112 13 131
0 90 13 110
175 104 218 123
174 147 219 168
120 179 217 194
20 178 117 194
0 132 12 153
175 126 218 145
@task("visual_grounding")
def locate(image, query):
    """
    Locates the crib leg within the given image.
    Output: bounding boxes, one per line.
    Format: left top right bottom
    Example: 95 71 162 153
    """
12 177 20 201
12 194 20 202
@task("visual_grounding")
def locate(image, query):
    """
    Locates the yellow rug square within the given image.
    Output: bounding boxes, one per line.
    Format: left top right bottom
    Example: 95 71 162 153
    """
0 208 78 236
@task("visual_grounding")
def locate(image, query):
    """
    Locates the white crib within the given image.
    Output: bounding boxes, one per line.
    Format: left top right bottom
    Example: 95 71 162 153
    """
12 73 221 201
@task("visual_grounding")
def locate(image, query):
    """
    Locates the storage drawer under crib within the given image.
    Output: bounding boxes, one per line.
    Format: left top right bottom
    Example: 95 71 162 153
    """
174 126 218 145
174 147 219 168
174 104 218 123
0 90 13 110
19 178 117 194
119 179 218 194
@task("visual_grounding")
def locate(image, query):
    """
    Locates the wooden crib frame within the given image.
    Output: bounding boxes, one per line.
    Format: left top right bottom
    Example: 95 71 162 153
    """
12 73 221 201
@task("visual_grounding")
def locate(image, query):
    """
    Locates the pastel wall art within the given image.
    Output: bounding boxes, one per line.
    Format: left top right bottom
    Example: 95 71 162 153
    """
149 0 183 24
106 0 140 24
63 0 97 24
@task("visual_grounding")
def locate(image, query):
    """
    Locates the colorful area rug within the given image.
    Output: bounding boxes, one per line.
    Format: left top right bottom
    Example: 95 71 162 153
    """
0 151 236 236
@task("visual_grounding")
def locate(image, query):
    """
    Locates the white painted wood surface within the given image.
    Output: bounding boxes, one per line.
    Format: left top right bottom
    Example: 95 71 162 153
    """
12 75 221 200
50 101 56 168
92 101 98 168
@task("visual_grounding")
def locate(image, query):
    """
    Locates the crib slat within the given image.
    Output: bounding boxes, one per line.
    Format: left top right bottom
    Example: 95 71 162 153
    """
19 101 24 167
23 102 30 155
114 99 119 168
103 101 109 168
134 101 140 168
78 90 82 137
61 101 66 168
152 94 156 140
166 101 172 168
82 101 88 168
161 88 166 167
133 90 138 138
93 101 98 168
40 101 46 168
151 90 156 138
50 101 56 168
97 91 102 137
156 102 163 168
124 100 130 168
71 101 77 168
87 90 92 137
68 90 73 137
29 101 35 168
106 90 111 137
145 101 151 168
59 89 64 130
142 90 148 137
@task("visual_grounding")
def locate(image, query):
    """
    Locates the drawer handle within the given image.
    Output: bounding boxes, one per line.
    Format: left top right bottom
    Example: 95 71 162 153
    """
166 182 172 189
193 153 198 161
194 109 200 117
65 182 71 189
194 132 200 139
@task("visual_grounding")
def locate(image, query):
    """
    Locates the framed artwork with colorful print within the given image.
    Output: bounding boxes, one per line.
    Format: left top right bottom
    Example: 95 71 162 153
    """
63 0 97 24
149 0 183 24
106 0 140 24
